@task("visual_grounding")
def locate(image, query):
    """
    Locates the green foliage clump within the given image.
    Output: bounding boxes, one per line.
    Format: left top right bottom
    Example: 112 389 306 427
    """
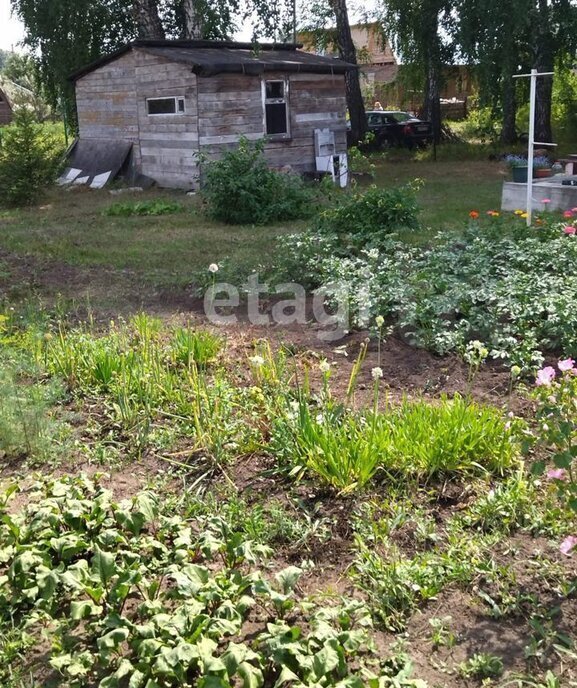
39 315 244 459
0 110 64 207
0 475 414 687
271 393 516 492
104 199 184 217
202 137 314 225
316 182 421 247
275 212 577 369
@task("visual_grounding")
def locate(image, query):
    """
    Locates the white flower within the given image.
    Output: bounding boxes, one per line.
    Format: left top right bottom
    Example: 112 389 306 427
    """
375 315 385 328
208 263 219 273
249 355 265 367
319 360 331 373
371 367 383 380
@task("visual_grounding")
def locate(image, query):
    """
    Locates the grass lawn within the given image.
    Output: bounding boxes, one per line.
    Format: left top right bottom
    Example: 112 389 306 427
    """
372 154 506 234
0 156 506 292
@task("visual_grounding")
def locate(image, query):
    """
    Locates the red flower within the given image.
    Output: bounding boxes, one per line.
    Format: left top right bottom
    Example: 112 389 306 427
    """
469 210 479 220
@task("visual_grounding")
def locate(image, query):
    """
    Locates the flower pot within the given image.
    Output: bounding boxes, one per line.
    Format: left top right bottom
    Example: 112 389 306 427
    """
535 168 553 178
512 166 528 183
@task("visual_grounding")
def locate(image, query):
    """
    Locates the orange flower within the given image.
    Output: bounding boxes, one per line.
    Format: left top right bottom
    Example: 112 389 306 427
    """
469 210 479 219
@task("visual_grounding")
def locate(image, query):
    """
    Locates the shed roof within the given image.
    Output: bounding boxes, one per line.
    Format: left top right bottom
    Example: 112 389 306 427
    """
70 39 355 81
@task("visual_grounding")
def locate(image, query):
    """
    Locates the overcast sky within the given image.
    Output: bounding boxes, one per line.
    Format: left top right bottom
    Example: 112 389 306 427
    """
0 0 25 52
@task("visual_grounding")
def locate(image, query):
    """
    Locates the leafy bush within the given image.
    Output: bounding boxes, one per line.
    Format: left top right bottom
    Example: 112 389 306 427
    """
275 213 577 368
104 199 184 216
0 110 64 207
202 137 314 225
315 182 421 247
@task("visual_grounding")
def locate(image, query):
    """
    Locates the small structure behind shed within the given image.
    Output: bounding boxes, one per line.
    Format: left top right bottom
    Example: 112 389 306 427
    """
0 87 13 126
70 39 352 189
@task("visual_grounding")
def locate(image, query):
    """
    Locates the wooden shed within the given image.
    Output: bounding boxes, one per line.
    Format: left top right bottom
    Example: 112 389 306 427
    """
71 39 352 189
0 87 13 126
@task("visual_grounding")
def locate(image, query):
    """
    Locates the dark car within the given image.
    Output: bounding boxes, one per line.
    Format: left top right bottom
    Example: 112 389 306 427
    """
349 110 433 149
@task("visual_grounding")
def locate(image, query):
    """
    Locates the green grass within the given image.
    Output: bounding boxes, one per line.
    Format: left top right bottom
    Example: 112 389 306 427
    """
0 156 506 292
370 153 506 237
0 188 304 289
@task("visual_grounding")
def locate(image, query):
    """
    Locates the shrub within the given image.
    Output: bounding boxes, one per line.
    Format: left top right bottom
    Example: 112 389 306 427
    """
315 182 421 248
201 137 314 225
0 110 64 207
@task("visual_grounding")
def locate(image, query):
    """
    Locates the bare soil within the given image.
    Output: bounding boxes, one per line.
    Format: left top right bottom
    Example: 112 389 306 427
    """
1 247 575 687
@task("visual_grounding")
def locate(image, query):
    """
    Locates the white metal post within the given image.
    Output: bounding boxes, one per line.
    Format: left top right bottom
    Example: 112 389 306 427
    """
513 70 556 226
526 69 537 227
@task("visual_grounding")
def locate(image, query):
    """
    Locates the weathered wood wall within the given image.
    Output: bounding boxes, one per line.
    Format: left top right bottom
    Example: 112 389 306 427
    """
76 52 139 145
76 50 200 188
0 89 12 126
76 48 347 188
196 71 347 175
134 51 199 189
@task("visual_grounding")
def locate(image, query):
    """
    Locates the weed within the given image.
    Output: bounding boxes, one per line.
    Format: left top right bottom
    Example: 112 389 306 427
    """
271 393 517 492
429 616 457 650
459 652 504 679
104 199 184 216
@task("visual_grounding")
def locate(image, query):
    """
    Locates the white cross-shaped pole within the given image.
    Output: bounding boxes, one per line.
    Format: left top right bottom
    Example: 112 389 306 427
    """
513 68 556 226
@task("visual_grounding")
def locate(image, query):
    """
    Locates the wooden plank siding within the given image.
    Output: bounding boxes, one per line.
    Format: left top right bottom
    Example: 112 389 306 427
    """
196 71 347 176
76 52 139 150
134 50 199 188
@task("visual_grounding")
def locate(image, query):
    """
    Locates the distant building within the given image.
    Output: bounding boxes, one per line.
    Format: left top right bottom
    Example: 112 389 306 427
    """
299 23 398 101
299 23 475 119
0 86 13 125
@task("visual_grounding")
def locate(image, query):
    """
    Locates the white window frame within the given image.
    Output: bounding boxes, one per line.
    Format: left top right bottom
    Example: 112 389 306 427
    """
146 96 186 116
262 79 290 139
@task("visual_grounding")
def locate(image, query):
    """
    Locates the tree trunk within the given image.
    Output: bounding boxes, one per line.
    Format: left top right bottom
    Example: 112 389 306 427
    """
533 0 554 143
501 79 518 144
422 60 442 144
500 56 518 144
132 0 165 39
183 0 204 39
329 0 366 144
420 6 442 145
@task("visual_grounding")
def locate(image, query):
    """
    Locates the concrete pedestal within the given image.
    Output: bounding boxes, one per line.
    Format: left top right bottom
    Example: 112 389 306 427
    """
501 176 577 212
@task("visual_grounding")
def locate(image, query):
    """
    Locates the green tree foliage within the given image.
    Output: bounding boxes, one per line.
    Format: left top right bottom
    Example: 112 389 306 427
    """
0 110 64 207
376 0 456 144
11 0 137 128
457 0 577 143
0 49 11 71
2 52 36 90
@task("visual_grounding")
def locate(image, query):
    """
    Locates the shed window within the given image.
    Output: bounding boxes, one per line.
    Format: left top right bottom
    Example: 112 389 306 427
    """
146 97 185 116
263 80 289 136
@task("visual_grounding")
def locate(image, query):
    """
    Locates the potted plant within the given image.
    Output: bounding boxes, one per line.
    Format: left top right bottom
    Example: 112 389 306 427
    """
505 155 528 183
534 155 553 178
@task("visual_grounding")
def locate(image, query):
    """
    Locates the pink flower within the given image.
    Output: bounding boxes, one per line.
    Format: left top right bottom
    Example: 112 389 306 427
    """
564 226 576 235
560 536 577 556
564 210 574 218
572 207 577 213
558 358 575 372
536 366 556 386
542 198 551 204
547 468 568 481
